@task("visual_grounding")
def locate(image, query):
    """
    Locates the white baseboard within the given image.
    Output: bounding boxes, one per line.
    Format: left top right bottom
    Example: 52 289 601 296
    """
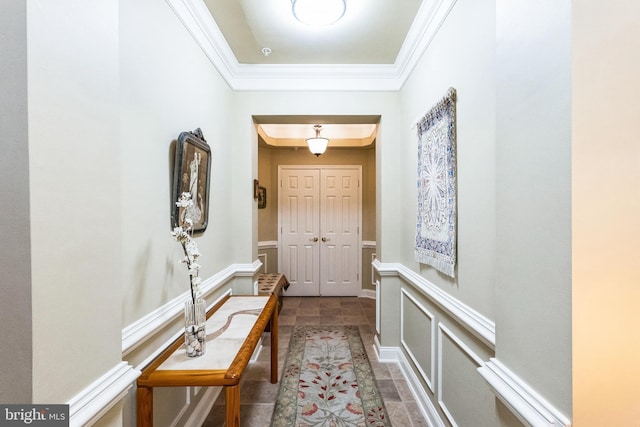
478 359 571 427
68 362 140 427
360 288 376 299
373 334 397 362
372 339 445 427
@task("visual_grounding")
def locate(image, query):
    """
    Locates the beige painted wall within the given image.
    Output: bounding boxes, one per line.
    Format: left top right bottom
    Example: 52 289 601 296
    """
401 0 497 326
27 0 122 403
119 0 236 327
8 0 238 421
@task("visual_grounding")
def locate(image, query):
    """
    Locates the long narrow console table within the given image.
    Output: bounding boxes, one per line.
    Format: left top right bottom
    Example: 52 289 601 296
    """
137 295 278 427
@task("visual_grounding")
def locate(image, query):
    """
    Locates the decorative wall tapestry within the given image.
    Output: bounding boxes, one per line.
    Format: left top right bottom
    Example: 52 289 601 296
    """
415 87 457 277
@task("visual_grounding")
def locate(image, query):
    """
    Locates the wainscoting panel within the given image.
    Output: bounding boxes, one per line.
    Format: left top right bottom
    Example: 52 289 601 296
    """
258 241 278 274
401 288 436 393
257 253 267 274
437 324 495 427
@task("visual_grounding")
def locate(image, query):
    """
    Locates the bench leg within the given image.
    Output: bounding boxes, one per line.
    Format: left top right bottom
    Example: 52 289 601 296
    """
270 303 279 384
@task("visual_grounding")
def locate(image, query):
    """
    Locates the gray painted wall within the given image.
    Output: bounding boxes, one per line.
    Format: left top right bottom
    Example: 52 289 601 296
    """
495 0 572 415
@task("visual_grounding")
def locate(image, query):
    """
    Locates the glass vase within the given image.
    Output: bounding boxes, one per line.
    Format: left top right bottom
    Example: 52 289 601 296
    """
184 298 206 357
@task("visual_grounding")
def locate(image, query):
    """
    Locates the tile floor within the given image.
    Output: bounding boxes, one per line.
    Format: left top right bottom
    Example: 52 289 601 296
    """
202 296 428 426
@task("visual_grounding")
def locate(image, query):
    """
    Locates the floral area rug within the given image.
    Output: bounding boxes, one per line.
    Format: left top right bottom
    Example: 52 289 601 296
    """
271 325 390 427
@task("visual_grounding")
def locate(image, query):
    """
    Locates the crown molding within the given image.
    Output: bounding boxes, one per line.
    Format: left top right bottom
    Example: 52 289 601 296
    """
166 0 457 92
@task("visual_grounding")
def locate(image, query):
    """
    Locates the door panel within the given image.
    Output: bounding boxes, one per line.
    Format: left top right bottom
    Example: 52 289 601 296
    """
280 169 320 296
279 166 361 297
320 169 360 295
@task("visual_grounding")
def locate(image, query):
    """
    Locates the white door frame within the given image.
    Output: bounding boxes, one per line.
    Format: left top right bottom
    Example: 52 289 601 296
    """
278 165 362 296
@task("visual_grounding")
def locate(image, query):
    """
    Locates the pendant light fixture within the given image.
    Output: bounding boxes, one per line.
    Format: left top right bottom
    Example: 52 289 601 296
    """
306 125 329 156
292 0 347 26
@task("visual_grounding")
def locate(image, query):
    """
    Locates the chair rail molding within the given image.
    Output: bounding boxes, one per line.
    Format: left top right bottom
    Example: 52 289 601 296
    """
372 259 495 348
258 240 278 249
478 359 571 427
68 362 140 427
122 261 261 356
362 240 377 249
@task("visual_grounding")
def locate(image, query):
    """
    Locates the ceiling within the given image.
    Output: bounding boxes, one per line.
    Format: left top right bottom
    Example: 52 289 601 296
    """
195 0 438 145
203 0 423 65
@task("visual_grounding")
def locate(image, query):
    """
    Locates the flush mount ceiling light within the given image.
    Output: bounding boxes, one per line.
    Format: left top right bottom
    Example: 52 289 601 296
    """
292 0 346 26
306 125 329 156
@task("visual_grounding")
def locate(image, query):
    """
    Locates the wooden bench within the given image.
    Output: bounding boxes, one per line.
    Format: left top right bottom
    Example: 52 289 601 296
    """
257 273 289 319
136 295 278 427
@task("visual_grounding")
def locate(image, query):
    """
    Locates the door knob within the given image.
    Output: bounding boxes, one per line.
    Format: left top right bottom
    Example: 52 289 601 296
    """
322 237 330 242
309 237 319 242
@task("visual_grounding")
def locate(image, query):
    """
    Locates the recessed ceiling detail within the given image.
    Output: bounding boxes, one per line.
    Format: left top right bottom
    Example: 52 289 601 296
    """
169 0 457 91
203 0 422 65
258 123 377 148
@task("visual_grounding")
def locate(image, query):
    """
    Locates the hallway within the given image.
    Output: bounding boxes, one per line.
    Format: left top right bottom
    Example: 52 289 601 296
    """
202 296 428 426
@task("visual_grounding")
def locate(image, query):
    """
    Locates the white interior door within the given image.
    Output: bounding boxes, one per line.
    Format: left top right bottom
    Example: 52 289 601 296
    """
279 168 320 296
279 166 361 297
319 168 360 296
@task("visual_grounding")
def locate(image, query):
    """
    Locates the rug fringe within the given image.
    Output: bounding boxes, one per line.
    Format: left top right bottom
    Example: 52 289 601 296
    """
415 250 455 277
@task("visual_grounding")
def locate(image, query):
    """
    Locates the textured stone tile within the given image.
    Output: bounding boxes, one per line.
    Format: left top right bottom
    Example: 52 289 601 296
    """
298 297 318 307
318 315 344 325
297 306 320 315
369 360 392 379
393 378 416 402
319 297 342 307
343 314 369 325
202 403 224 426
283 296 301 307
278 324 293 335
387 362 405 379
239 403 275 426
240 380 280 403
278 315 296 325
384 402 414 427
319 307 342 316
294 315 321 325
279 306 298 316
405 401 430 427
376 379 402 402
244 361 272 381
